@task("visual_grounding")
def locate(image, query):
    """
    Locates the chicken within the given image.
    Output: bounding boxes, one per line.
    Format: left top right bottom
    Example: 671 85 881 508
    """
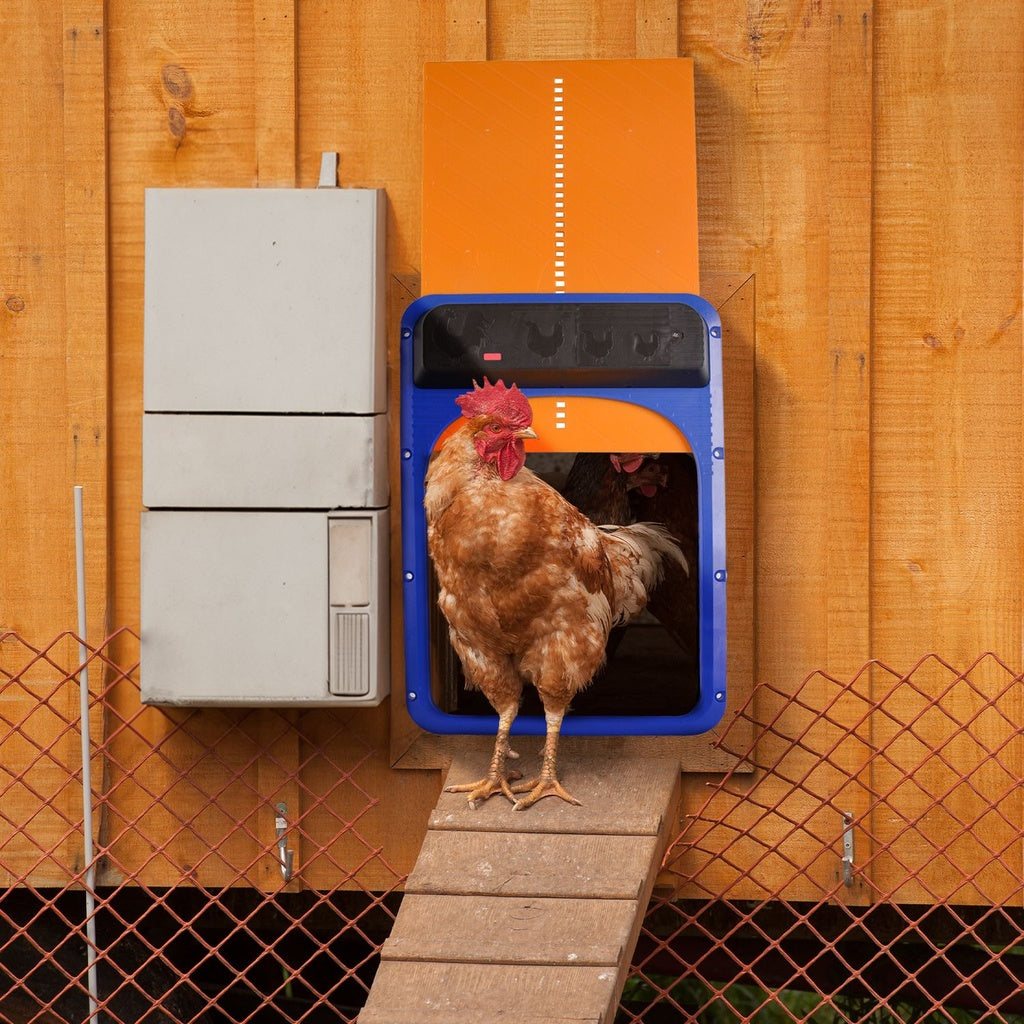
425 379 688 810
629 453 700 662
564 450 700 664
561 452 666 525
560 452 669 663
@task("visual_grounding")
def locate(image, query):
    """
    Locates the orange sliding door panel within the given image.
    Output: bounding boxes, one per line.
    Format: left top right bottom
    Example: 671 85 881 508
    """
422 58 699 295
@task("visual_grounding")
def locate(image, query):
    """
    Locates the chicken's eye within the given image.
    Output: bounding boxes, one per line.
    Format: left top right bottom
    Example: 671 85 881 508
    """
487 423 503 433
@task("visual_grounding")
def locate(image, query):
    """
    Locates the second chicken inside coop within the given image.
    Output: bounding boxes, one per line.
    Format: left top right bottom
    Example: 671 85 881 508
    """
429 447 700 719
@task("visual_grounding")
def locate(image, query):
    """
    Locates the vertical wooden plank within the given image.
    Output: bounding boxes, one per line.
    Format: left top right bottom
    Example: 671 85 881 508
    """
297 2 450 251
62 2 110 614
826 0 874 906
253 0 297 185
291 3 459 887
107 0 264 637
873 0 1024 657
870 0 1024 901
483 1 675 61
295 3 455 889
826 2 872 679
62 0 111 882
0 4 72 642
0 2 108 879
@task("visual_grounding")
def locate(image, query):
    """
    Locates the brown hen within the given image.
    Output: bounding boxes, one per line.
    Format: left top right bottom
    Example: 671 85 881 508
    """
425 380 687 810
561 452 666 524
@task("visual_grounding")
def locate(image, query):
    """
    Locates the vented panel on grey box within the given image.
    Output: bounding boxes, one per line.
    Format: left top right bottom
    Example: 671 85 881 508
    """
331 610 371 697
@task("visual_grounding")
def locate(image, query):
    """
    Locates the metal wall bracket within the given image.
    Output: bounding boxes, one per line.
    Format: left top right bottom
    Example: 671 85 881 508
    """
275 801 295 883
317 151 339 188
841 812 855 887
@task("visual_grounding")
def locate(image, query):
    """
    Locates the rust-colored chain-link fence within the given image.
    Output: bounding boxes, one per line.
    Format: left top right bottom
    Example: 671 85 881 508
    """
628 653 1024 1023
0 629 404 1023
2 631 1023 1023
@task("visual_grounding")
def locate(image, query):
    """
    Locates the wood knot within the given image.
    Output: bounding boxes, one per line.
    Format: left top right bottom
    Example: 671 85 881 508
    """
167 106 187 139
161 63 193 100
5 296 25 313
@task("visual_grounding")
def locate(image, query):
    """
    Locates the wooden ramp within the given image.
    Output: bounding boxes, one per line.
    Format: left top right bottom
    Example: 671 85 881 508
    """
359 752 680 1024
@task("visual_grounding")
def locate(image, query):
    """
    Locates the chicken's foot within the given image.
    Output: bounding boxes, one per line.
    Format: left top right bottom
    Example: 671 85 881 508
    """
445 708 521 809
511 710 580 810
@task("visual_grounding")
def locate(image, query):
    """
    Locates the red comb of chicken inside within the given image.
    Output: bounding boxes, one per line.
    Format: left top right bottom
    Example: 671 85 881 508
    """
609 453 646 475
455 378 533 429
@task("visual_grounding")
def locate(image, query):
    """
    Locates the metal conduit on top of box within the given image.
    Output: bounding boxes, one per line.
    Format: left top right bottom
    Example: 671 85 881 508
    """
400 58 727 738
140 186 390 707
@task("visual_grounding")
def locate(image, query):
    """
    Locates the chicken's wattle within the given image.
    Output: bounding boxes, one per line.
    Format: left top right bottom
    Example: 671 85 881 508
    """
494 439 526 480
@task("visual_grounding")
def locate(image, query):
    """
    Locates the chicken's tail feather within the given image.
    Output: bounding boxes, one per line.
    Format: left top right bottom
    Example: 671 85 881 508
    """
598 522 689 626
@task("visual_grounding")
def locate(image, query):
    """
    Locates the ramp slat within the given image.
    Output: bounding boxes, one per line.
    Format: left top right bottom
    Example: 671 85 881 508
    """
428 752 680 835
381 894 636 965
408 830 659 899
361 962 616 1023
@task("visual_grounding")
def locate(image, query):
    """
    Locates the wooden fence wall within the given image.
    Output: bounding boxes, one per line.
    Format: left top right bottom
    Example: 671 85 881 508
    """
2 1 1023 895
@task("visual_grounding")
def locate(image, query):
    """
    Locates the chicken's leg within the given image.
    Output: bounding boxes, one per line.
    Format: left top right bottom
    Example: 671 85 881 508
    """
511 709 581 810
444 706 522 809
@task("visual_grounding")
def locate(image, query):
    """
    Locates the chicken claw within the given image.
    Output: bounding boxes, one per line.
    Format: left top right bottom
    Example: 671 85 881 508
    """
445 768 523 809
511 775 581 811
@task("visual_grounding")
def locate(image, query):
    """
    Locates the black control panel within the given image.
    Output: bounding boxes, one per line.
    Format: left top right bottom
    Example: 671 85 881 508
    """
413 300 709 388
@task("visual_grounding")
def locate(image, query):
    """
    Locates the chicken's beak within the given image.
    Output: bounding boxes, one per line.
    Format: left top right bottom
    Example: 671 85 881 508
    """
517 427 538 440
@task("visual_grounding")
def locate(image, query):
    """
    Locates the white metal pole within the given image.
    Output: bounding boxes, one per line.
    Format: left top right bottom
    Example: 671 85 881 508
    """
74 486 100 1022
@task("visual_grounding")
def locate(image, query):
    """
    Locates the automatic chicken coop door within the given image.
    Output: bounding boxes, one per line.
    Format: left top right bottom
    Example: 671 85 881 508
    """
400 292 726 737
403 57 725 738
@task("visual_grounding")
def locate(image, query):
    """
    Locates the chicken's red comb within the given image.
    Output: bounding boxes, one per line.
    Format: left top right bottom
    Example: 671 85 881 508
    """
455 378 533 428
